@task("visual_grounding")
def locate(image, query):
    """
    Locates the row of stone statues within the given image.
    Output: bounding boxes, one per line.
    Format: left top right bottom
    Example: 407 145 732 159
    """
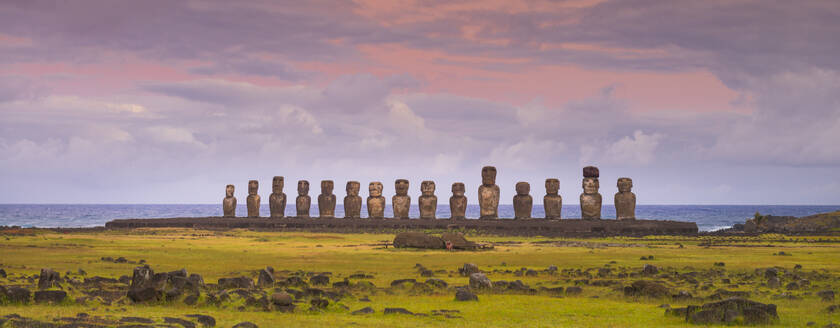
222 166 636 220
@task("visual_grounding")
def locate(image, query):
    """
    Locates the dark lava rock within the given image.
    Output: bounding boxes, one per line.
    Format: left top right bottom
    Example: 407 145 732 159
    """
425 278 448 288
765 268 779 279
708 289 750 300
469 273 492 289
817 290 835 302
642 264 659 275
270 292 293 307
393 232 445 249
127 286 161 303
2 286 31 304
188 274 204 287
565 286 583 295
459 263 480 276
508 280 531 292
34 290 67 304
352 307 375 315
37 268 61 290
164 317 196 328
672 291 693 301
183 294 199 305
310 298 329 309
119 317 154 324
232 322 258 328
257 269 274 288
624 280 670 298
785 282 800 290
310 274 329 286
185 314 215 327
767 277 781 289
218 276 254 289
824 305 840 313
684 298 778 325
0 269 6 278
542 286 564 295
391 278 416 287
420 269 434 277
384 307 414 315
455 289 478 301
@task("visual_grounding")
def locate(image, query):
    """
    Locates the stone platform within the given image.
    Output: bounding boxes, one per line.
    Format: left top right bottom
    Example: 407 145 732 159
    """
105 217 698 237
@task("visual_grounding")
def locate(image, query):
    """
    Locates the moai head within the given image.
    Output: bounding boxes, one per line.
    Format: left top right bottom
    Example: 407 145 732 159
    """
248 180 258 195
272 176 284 194
583 166 600 178
617 177 633 192
346 181 360 196
369 182 383 197
321 180 334 195
297 180 309 196
395 179 409 196
225 184 235 198
421 181 435 196
582 177 600 195
545 179 559 195
481 166 497 185
516 182 530 195
452 182 465 196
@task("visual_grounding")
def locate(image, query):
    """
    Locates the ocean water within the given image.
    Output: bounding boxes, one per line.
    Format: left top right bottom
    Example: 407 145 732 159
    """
0 204 838 232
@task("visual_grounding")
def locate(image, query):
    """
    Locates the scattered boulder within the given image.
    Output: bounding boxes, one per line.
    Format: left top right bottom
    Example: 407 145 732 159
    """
393 232 445 249
683 298 778 325
310 298 329 310
352 307 375 315
164 317 196 328
624 280 670 298
565 286 583 295
642 264 659 275
37 268 61 290
455 289 478 301
765 268 779 279
384 307 414 315
0 269 6 278
459 263 480 276
767 277 781 289
2 286 30 304
233 322 258 328
391 278 416 287
310 274 329 286
425 278 448 288
218 276 254 290
817 290 835 302
257 269 275 287
469 273 492 289
120 317 154 324
185 314 216 327
34 290 67 304
270 292 293 307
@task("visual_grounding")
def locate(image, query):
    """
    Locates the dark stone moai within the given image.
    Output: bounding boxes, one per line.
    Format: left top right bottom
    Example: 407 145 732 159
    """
418 180 437 219
246 180 260 217
615 177 636 220
296 180 311 218
392 179 411 219
513 182 532 219
269 176 287 218
318 180 336 218
543 178 562 219
478 166 500 219
223 184 237 217
367 182 385 218
344 181 362 219
580 166 602 220
449 182 467 219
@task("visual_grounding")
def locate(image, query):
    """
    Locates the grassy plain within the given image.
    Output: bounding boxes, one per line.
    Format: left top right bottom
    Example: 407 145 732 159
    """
1 228 840 327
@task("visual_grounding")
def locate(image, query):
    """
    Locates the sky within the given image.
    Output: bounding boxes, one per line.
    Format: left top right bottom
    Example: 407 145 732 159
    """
1 0 839 205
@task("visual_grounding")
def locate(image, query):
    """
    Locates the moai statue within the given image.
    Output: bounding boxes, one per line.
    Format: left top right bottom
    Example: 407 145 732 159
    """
318 180 336 218
580 166 602 220
246 180 260 217
478 166 500 219
513 182 532 219
222 184 236 217
367 182 385 218
344 181 362 219
449 182 467 220
418 180 437 219
392 179 411 219
615 177 636 220
269 176 286 218
544 178 562 219
296 180 311 218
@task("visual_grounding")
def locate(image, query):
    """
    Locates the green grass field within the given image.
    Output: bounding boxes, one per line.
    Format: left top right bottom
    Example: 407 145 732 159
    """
1 228 840 327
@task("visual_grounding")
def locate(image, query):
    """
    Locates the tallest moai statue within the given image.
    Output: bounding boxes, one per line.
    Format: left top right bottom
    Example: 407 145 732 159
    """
478 166 500 219
580 166 602 220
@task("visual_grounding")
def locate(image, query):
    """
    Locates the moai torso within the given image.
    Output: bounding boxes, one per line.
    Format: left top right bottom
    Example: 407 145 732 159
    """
246 180 260 217
580 166 602 220
318 180 336 218
449 182 467 220
223 184 237 217
269 176 286 218
418 180 437 219
296 180 311 218
344 181 362 219
392 179 411 219
478 166 500 219
615 177 636 220
367 182 385 218
544 178 562 219
513 182 532 219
